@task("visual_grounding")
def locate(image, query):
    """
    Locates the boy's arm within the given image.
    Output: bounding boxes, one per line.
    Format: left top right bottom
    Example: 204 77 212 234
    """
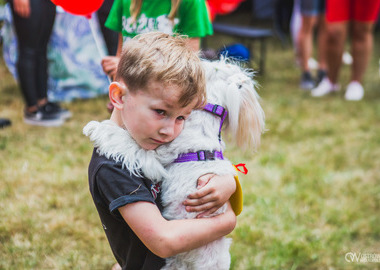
119 200 236 258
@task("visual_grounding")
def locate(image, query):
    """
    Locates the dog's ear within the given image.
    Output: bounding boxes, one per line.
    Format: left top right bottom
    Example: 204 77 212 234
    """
225 68 265 149
222 78 241 136
236 80 265 149
204 59 242 134
203 59 265 150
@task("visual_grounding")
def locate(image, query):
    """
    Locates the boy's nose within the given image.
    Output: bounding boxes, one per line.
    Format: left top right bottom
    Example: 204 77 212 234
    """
159 120 176 137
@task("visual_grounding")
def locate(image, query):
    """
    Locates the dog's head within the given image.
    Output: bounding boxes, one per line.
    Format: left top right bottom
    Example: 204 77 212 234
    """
202 58 265 150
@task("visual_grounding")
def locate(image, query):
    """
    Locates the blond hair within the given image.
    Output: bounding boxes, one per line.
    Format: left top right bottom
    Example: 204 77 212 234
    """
130 0 181 23
116 32 206 108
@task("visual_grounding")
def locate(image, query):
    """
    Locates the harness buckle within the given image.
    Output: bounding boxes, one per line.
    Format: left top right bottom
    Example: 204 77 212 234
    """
197 150 215 161
212 104 226 118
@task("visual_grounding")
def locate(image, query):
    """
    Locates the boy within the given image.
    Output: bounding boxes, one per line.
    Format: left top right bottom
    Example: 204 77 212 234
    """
84 32 238 269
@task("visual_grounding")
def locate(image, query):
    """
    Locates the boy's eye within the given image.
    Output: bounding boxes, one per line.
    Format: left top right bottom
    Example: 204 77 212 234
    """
177 116 186 121
154 109 165 115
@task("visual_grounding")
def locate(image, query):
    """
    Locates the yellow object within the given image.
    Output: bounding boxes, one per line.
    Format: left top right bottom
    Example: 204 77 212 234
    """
230 166 243 216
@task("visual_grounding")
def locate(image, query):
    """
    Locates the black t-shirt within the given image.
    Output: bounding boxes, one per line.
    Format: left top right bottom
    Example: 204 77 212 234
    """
88 149 165 270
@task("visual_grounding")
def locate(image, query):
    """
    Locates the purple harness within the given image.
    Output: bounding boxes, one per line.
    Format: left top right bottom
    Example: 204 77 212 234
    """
173 103 228 163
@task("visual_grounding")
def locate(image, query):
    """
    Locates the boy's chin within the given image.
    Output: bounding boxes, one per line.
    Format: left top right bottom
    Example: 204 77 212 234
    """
139 142 160 151
141 139 172 150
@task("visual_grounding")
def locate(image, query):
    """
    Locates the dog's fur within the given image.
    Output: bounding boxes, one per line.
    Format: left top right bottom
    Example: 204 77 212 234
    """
83 119 167 182
156 59 265 270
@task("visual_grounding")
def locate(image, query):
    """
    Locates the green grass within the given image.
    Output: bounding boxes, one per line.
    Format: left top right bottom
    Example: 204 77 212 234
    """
1 32 380 269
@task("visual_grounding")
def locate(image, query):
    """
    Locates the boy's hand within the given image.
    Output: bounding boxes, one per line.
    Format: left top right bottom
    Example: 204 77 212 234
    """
183 174 236 218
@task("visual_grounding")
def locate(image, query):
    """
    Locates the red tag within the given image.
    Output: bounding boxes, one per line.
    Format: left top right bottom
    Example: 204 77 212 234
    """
234 163 248 174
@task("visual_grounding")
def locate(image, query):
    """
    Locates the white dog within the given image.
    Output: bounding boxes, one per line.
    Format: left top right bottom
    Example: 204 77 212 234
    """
156 59 265 270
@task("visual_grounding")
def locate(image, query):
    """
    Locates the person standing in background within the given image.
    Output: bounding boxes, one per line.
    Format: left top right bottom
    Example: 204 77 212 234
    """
297 0 327 90
311 0 380 100
9 0 71 126
101 0 213 79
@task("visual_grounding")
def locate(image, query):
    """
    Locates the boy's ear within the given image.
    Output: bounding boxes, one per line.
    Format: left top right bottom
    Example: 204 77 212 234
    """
109 82 126 110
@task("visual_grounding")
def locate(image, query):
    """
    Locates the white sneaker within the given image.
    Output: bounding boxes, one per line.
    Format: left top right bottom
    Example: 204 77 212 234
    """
344 81 364 101
311 77 340 97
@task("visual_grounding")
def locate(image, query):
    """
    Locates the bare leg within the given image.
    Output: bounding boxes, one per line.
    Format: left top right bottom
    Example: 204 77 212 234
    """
311 20 346 97
350 21 374 82
316 15 327 71
325 22 348 84
298 15 318 72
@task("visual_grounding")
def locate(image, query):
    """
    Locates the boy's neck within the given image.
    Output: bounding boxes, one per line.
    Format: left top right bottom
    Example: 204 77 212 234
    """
110 110 123 128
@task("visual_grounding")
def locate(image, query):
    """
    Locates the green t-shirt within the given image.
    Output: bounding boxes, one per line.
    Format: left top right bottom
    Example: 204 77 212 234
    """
105 0 213 43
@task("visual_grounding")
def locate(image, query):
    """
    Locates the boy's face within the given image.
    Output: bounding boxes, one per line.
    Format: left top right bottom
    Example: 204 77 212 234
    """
120 81 195 150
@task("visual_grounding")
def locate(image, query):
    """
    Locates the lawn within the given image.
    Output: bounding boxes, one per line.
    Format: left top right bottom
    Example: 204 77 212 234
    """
1 28 380 269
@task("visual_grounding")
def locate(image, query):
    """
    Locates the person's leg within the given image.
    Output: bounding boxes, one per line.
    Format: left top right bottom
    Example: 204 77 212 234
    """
298 15 318 73
315 14 327 81
298 15 318 89
344 0 380 100
350 22 375 82
350 0 380 82
10 0 65 125
311 0 348 97
97 0 118 55
35 0 56 106
10 0 41 111
324 21 347 84
33 0 71 119
298 0 321 89
311 22 346 97
315 0 327 83
324 0 351 84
